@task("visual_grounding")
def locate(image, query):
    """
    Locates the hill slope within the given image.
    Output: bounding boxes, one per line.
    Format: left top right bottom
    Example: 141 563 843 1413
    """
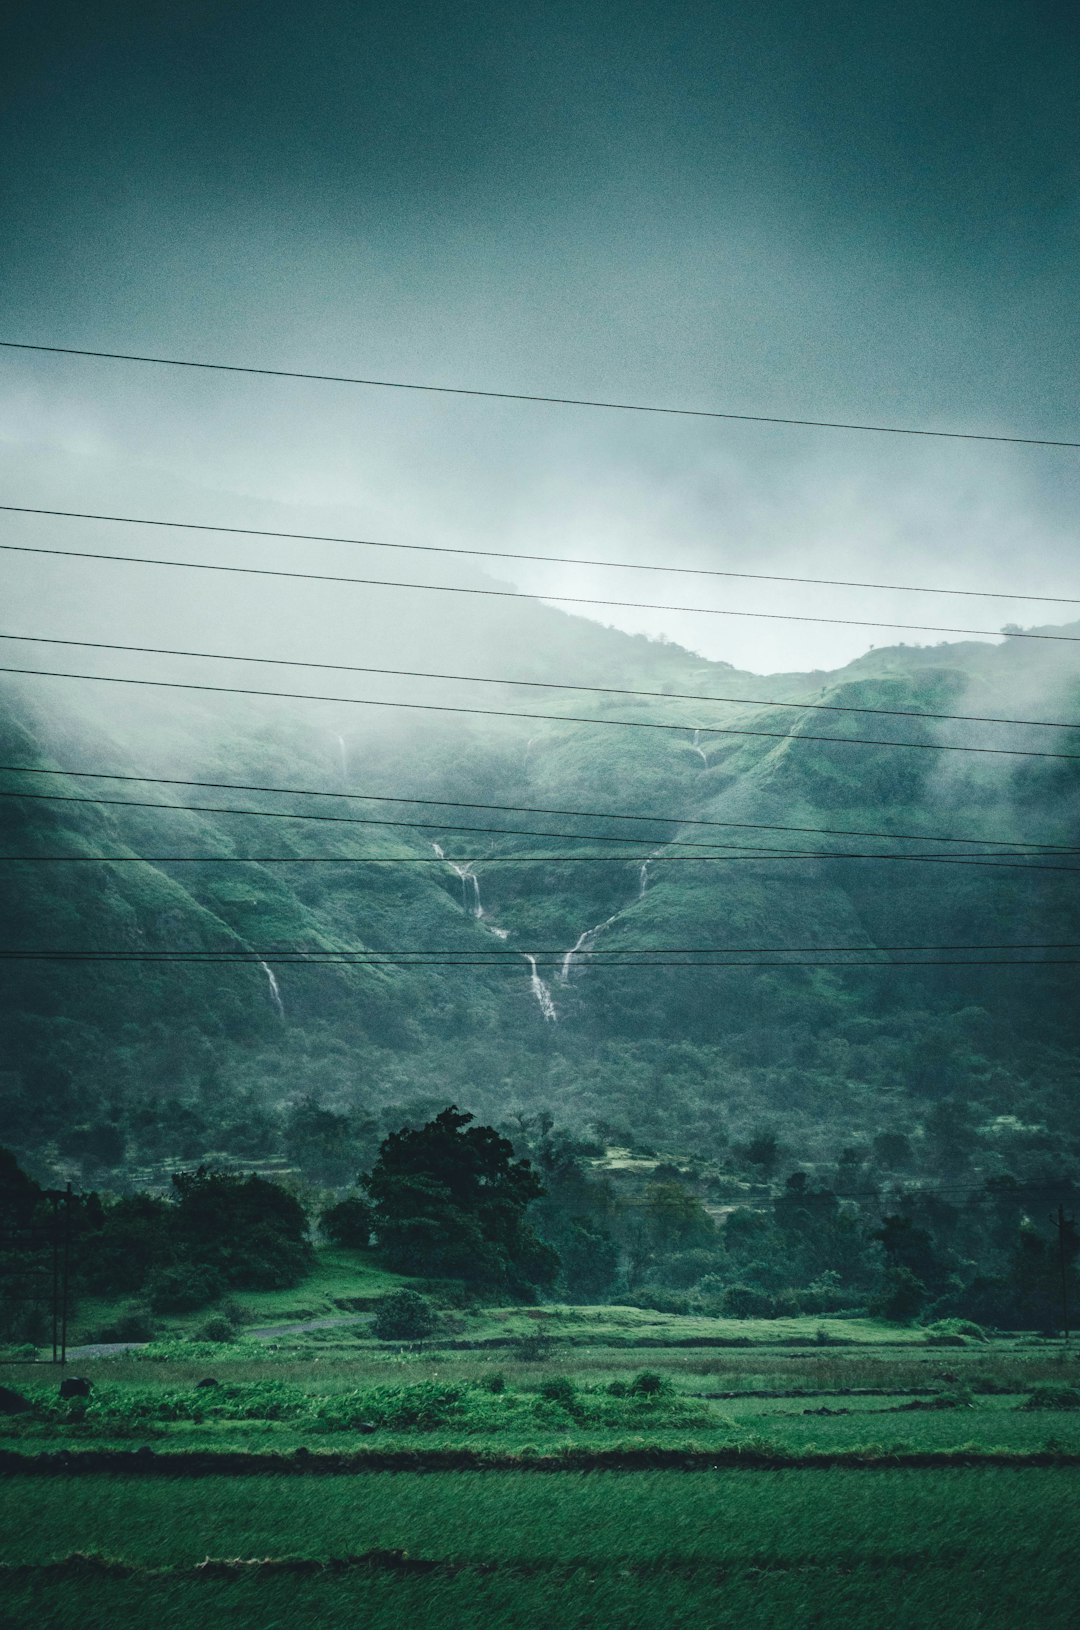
2 597 1079 1185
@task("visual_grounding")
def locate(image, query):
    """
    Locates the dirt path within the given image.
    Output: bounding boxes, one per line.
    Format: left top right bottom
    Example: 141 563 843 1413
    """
65 1311 373 1359
248 1313 372 1339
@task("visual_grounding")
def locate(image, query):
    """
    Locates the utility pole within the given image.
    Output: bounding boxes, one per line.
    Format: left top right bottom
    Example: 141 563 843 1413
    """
60 1184 72 1367
1050 1205 1074 1345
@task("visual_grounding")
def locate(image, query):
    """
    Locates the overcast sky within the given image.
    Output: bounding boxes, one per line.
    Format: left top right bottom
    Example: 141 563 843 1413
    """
1 1 1078 676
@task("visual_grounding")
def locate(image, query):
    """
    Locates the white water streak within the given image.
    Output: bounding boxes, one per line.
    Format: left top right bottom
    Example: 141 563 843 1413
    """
559 912 621 984
524 954 558 1020
259 961 285 1018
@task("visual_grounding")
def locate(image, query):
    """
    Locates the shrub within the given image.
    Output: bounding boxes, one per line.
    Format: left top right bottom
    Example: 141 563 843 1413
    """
320 1195 374 1248
627 1370 667 1397
372 1289 438 1341
146 1263 223 1313
196 1315 238 1343
923 1318 987 1343
90 1305 157 1343
512 1330 554 1362
722 1284 774 1319
870 1266 927 1323
1022 1384 1080 1411
537 1374 577 1410
480 1370 506 1393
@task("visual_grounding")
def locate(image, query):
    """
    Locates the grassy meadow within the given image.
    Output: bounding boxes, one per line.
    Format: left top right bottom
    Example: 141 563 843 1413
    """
3 1289 1080 1627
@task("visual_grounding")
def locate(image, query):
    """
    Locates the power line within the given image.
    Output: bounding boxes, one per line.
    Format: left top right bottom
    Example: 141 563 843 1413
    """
4 541 1080 643
3 788 1076 872
4 629 1077 733
2 503 1077 608
2 764 1069 852
5 941 1070 955
4 339 1079 450
1 853 1075 871
3 953 1076 968
5 663 1080 762
4 786 1074 863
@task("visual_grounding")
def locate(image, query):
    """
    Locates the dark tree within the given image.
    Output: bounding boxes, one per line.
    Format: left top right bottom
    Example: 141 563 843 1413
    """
364 1106 559 1294
320 1194 374 1248
171 1168 313 1289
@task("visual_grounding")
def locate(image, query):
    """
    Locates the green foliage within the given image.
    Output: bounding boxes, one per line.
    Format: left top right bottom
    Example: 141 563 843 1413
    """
723 1284 776 1319
372 1289 439 1341
626 1370 667 1396
1022 1384 1080 1411
537 1374 577 1410
923 1319 987 1343
872 1266 928 1323
319 1195 374 1248
146 1263 224 1314
365 1107 558 1294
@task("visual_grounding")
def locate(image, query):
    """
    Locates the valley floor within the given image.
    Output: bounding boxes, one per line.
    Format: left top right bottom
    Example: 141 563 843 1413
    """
2 1290 1080 1627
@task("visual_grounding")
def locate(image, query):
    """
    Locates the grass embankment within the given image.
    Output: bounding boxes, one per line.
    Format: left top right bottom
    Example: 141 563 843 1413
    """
0 1470 1075 1629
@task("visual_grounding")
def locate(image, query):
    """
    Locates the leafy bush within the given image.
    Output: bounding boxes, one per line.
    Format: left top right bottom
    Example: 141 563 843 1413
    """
923 1318 987 1343
1022 1384 1080 1411
196 1314 237 1343
722 1284 774 1319
538 1374 577 1410
627 1370 668 1397
870 1266 927 1323
145 1263 223 1313
320 1195 374 1248
512 1330 554 1362
372 1289 438 1341
88 1305 157 1343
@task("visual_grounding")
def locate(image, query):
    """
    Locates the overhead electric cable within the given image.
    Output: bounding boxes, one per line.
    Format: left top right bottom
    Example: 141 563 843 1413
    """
1 763 1069 852
1 504 1076 606
3 953 1076 968
4 540 1078 642
1 786 1069 864
3 339 1078 449
6 941 1070 955
1 853 1075 872
4 662 1080 761
3 629 1076 732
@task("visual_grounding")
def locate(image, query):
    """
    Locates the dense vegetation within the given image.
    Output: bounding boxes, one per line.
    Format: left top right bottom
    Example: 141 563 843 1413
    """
2 607 1079 1325
3 615 1079 1196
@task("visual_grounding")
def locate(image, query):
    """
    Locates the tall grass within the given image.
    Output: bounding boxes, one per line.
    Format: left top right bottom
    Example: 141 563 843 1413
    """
0 1468 1071 1567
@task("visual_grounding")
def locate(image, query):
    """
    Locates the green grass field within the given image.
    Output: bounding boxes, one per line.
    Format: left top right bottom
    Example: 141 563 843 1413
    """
4 1282 1080 1626
1 1469 1077 1629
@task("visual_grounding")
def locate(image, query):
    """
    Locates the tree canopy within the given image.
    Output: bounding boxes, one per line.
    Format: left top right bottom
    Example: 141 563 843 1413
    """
364 1106 559 1294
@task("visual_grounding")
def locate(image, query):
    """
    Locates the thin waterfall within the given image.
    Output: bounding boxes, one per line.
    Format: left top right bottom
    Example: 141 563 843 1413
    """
335 734 349 786
639 843 667 897
691 728 708 764
259 961 285 1018
432 844 483 918
524 954 558 1020
560 911 621 984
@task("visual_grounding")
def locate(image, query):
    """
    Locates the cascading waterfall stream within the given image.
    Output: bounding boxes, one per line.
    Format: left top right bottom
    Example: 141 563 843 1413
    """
259 960 285 1018
523 954 558 1021
639 841 669 897
559 912 622 984
690 728 708 765
432 842 483 918
335 734 349 788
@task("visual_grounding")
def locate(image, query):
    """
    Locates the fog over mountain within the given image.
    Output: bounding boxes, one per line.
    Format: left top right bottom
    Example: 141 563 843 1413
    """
1 3 1078 1188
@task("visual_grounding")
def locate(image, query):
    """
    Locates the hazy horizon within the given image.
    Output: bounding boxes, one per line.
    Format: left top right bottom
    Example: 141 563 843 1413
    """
2 1 1078 677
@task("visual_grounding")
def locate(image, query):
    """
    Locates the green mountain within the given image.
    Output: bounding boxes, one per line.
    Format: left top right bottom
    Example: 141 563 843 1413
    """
3 595 1079 1187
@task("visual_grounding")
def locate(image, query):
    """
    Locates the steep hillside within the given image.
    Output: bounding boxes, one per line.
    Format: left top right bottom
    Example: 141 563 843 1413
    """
2 603 1079 1186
